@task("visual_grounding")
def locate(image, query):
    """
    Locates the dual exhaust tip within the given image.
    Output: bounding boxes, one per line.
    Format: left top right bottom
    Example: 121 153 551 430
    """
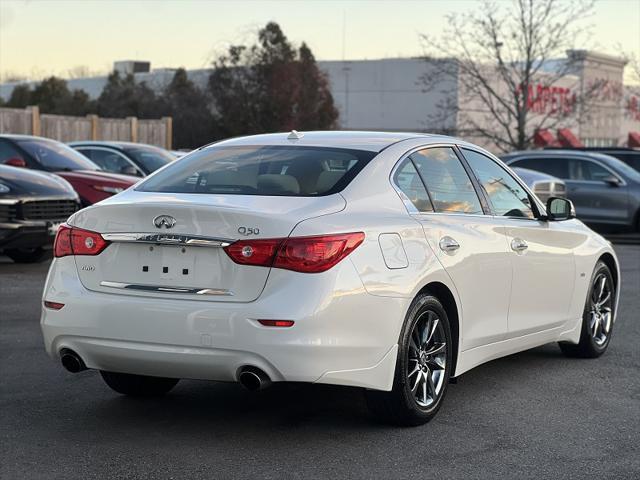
238 367 271 391
60 348 87 373
60 350 271 392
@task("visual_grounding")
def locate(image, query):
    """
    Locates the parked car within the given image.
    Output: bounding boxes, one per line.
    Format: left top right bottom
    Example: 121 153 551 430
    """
69 141 176 177
43 131 619 426
511 166 566 202
544 147 640 172
1 165 79 263
0 135 139 206
503 150 640 231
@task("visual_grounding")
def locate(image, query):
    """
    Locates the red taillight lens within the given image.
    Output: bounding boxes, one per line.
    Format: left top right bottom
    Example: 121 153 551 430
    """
54 224 109 258
274 233 365 273
224 232 365 273
53 224 73 257
44 301 65 310
223 238 283 267
258 320 295 327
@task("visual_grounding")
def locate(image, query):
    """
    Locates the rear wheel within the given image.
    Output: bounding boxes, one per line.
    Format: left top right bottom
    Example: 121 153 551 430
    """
100 371 179 396
366 294 452 426
559 261 615 358
5 247 48 263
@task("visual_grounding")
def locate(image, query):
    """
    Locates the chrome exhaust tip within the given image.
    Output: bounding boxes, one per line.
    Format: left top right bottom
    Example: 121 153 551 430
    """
238 367 271 391
60 348 87 373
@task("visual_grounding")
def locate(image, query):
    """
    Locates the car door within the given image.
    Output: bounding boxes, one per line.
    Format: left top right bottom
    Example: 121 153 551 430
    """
462 148 577 335
563 158 629 225
395 146 512 350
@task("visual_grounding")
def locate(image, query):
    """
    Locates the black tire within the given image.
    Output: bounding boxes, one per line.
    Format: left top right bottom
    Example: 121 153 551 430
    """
5 247 48 263
100 371 179 396
366 294 453 426
559 261 615 358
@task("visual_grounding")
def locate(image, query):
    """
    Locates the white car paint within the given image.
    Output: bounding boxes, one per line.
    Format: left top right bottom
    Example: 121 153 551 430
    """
41 131 620 393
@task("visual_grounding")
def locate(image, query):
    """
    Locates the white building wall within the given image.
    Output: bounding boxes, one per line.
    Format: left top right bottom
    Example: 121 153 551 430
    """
319 58 457 132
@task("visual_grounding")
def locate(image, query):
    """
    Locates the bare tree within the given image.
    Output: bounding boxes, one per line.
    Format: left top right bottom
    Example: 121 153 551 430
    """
420 0 601 152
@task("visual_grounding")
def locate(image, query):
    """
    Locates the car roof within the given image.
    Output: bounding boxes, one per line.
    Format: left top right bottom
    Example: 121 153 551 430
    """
68 141 158 150
0 134 60 142
206 131 446 153
502 149 621 163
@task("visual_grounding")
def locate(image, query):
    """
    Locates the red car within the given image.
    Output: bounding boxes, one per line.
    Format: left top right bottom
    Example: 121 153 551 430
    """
0 135 138 206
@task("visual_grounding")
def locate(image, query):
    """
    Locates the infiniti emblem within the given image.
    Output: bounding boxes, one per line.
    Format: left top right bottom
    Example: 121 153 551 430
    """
153 215 176 229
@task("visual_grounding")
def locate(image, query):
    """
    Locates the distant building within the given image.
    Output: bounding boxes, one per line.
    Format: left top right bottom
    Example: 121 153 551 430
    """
1 51 638 150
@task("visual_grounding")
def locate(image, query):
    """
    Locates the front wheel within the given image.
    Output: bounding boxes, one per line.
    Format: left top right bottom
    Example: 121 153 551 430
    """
366 294 452 426
559 261 615 358
100 371 179 396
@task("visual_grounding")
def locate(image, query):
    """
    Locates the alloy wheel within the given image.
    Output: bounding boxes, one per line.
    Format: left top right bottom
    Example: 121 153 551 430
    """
589 273 613 346
407 310 447 408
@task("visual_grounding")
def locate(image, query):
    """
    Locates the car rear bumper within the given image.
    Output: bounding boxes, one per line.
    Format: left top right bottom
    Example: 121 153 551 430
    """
41 257 405 391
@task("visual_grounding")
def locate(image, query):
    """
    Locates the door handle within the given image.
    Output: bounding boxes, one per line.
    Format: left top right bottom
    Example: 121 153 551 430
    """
439 236 460 253
511 238 528 252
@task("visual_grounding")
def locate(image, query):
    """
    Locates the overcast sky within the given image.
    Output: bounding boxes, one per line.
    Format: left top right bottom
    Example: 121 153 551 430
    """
1 0 639 81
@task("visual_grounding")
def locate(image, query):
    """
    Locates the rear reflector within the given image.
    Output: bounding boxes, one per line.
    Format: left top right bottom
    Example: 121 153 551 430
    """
224 232 365 273
44 301 65 310
258 320 295 327
54 224 109 257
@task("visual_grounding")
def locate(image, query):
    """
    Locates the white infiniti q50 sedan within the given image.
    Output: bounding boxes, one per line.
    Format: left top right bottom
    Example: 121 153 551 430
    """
41 131 620 425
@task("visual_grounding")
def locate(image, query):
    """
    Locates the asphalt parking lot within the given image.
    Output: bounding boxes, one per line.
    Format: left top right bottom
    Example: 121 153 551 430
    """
1 244 639 480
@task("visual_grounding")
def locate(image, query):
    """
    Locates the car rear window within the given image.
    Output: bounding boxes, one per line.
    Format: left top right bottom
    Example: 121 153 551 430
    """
137 145 375 196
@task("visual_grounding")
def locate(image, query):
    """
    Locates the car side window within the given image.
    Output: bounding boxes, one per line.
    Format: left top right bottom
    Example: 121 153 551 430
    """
510 157 570 179
573 159 612 182
463 149 535 219
410 147 483 214
80 148 138 175
0 140 26 163
393 158 433 212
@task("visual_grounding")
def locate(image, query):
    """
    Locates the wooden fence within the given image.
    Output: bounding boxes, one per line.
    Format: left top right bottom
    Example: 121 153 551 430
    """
0 106 172 149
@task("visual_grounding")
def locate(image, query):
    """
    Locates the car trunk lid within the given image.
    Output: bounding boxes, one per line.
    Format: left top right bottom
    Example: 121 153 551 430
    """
69 191 345 302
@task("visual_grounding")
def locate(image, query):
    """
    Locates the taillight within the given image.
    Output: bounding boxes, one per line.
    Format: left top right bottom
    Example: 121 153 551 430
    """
224 232 364 273
223 238 283 267
54 224 109 257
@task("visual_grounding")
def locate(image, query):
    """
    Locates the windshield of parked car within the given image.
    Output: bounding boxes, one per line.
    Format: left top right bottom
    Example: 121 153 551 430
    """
17 139 100 171
125 146 175 173
137 145 375 196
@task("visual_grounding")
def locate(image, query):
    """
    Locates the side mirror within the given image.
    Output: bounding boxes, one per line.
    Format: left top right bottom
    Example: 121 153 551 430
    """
5 157 26 168
603 175 622 187
546 197 575 221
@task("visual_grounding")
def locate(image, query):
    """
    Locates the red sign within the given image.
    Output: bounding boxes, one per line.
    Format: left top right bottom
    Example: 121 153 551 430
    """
519 83 575 116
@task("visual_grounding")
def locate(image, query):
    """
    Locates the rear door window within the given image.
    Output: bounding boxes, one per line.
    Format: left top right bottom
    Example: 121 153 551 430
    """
78 148 140 176
393 158 433 212
410 147 483 214
138 145 375 196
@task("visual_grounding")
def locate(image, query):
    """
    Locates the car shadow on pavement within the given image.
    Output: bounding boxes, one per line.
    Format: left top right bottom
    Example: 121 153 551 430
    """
65 342 569 435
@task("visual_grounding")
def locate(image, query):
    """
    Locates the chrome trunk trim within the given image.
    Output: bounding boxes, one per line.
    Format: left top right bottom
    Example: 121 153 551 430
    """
101 233 233 248
99 281 233 296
